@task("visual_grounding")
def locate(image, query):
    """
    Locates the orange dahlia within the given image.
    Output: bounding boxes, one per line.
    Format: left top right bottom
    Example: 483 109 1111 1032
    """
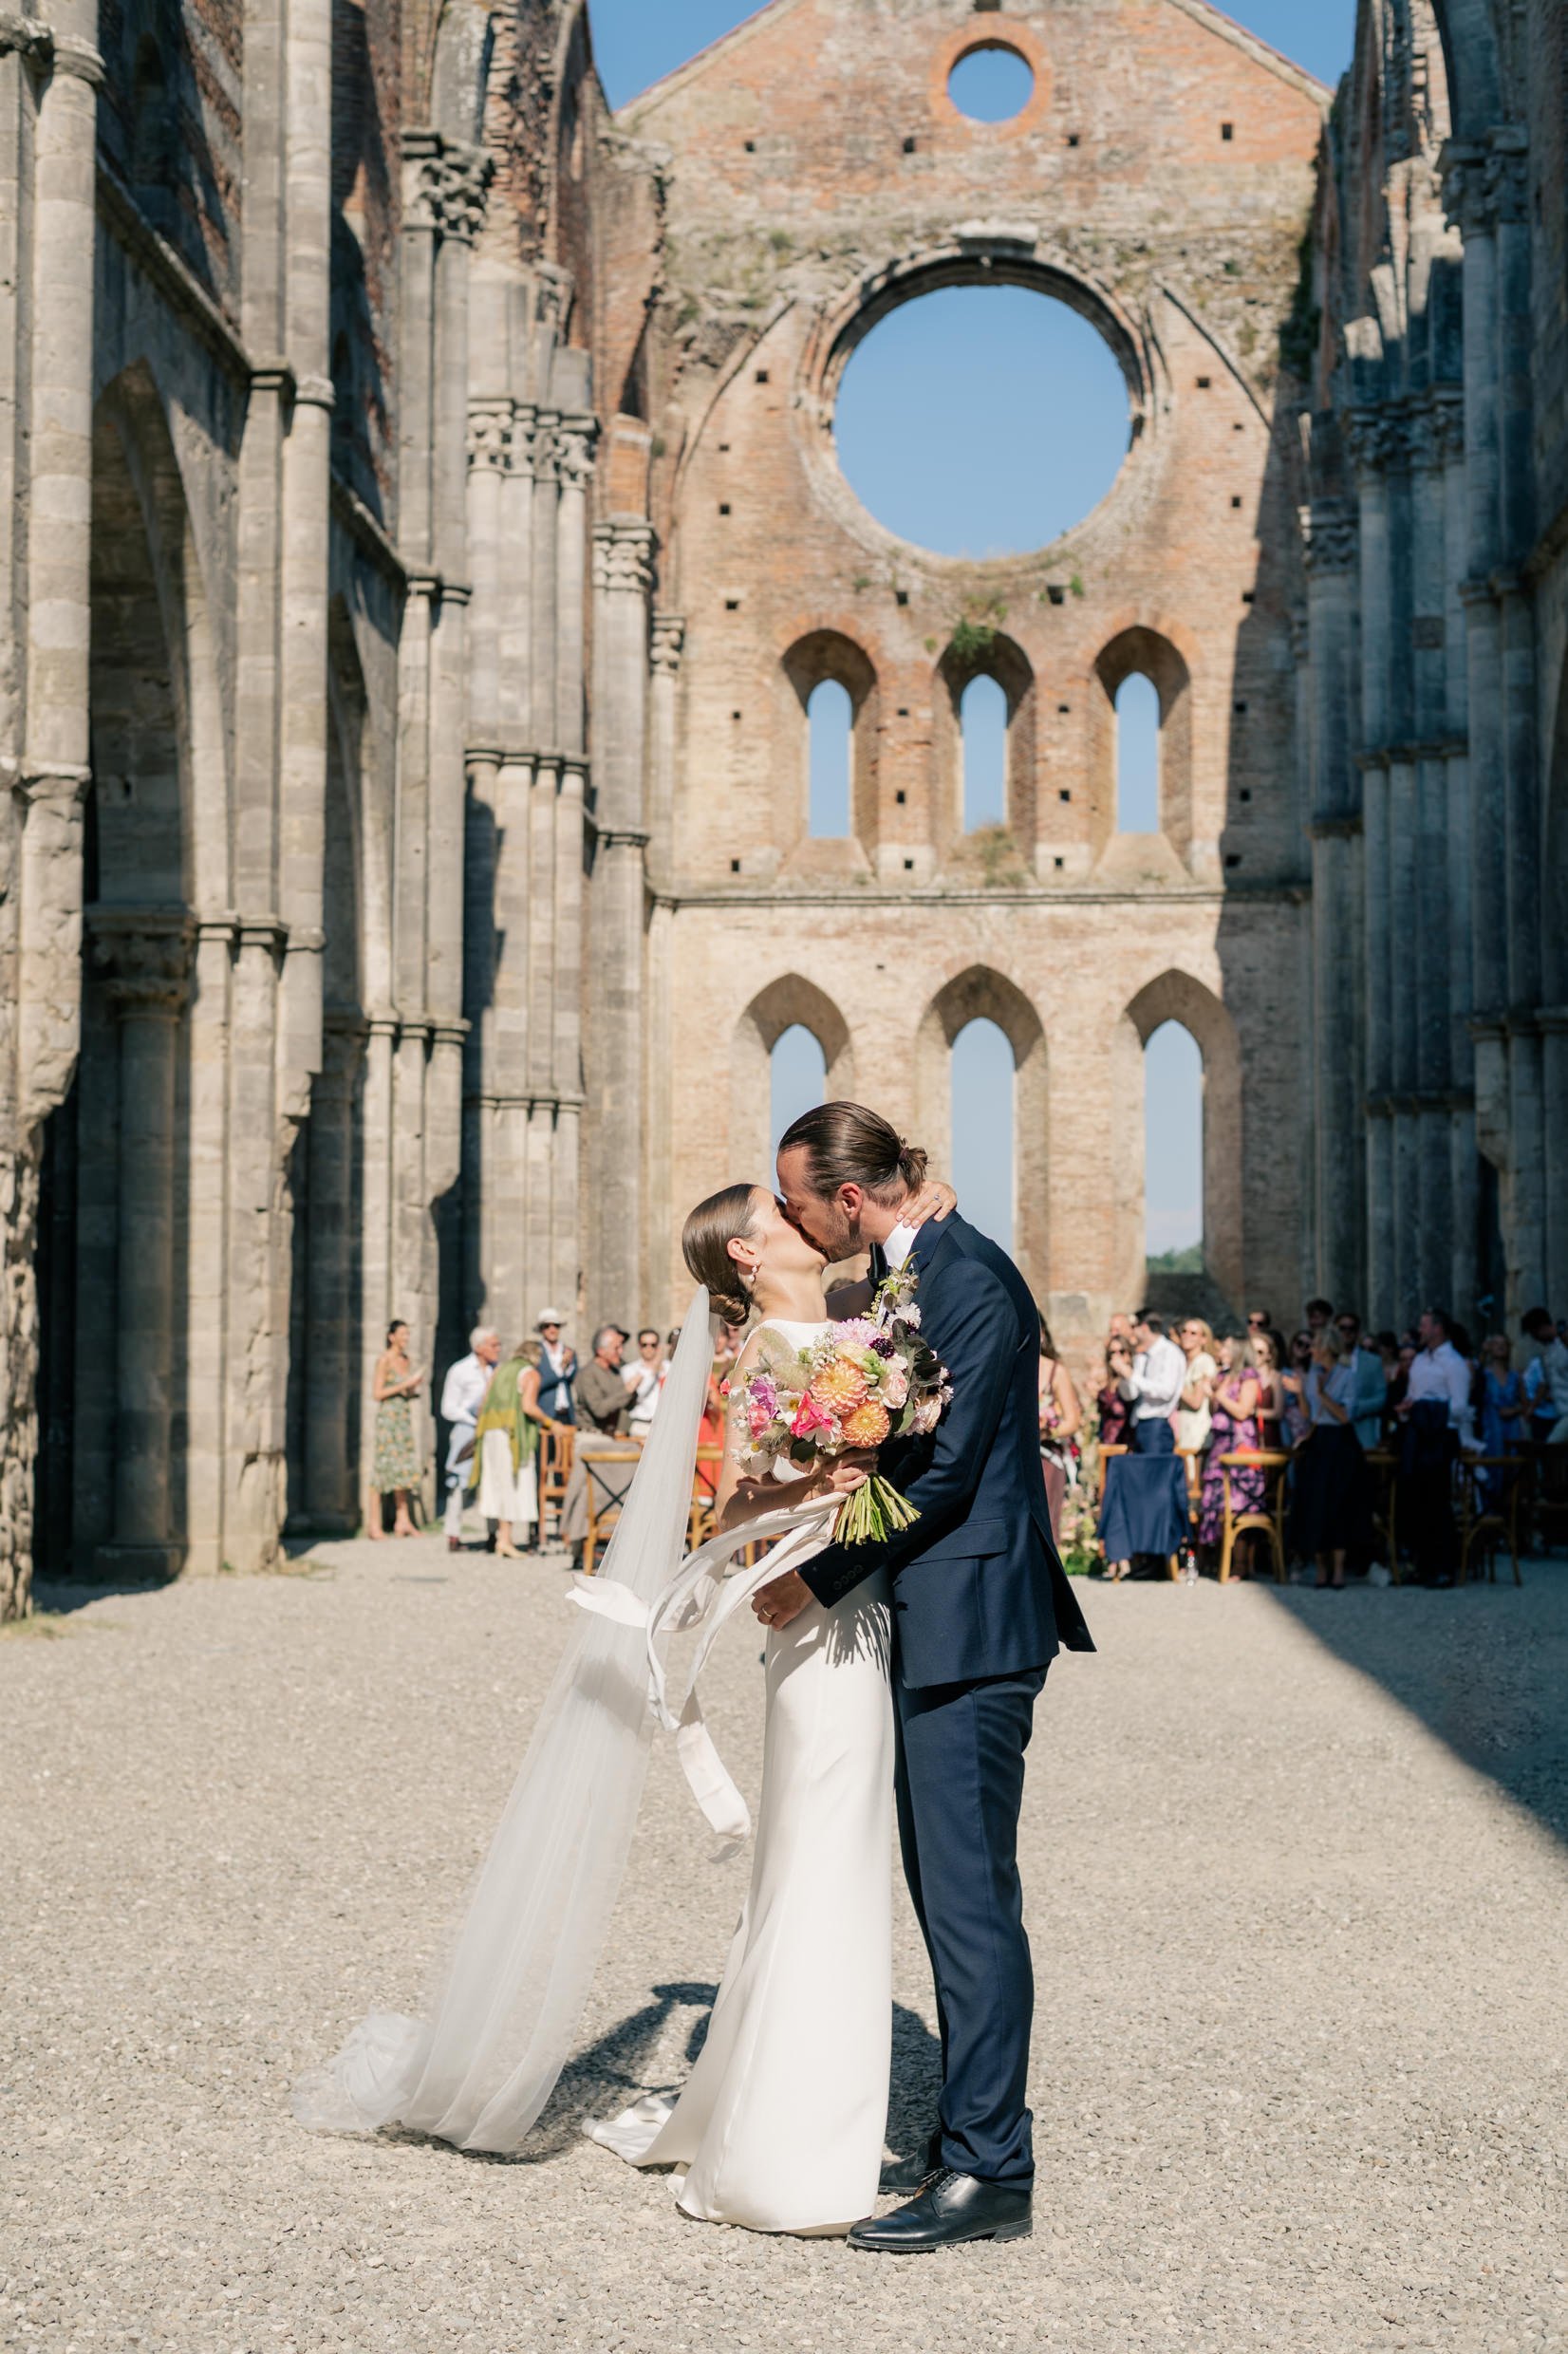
810 1353 868 1414
840 1398 891 1448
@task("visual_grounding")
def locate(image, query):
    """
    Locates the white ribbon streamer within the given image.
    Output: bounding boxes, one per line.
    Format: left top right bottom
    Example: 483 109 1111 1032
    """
570 1493 840 1852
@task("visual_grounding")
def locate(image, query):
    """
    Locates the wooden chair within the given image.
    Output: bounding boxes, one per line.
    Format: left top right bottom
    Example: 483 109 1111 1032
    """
1457 1454 1524 1586
688 1446 724 1551
582 1445 644 1575
1217 1449 1291 1584
538 1425 574 1544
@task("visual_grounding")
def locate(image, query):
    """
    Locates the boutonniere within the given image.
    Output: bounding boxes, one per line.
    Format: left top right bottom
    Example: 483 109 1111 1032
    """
871 1261 921 1330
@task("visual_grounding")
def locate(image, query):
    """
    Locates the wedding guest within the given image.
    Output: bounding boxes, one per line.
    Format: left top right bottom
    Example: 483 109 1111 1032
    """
1478 1335 1527 1503
1253 1329 1284 1449
368 1318 422 1540
534 1311 578 1425
1521 1306 1568 1442
577 1324 633 1436
473 1342 551 1558
1245 1306 1274 1345
1288 1327 1368 1588
1095 1341 1133 1449
1304 1296 1334 1336
1335 1310 1388 1448
1117 1311 1185 1455
1036 1316 1082 1538
625 1327 666 1440
1174 1317 1218 1455
440 1326 500 1552
1197 1336 1264 1574
1279 1329 1315 1449
1395 1308 1471 1585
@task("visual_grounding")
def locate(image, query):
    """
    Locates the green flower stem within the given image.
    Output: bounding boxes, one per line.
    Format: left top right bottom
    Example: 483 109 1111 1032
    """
838 1474 921 1547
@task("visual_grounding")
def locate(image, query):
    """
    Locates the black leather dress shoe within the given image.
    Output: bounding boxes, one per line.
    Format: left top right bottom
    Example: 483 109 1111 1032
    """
848 2168 1032 2252
879 2128 943 2193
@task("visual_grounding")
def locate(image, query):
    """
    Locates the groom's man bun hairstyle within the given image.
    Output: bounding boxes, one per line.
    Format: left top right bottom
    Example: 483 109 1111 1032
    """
779 1100 928 1204
682 1184 760 1329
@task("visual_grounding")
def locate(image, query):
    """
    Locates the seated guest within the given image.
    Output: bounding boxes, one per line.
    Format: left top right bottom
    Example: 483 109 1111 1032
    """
625 1327 666 1440
1117 1311 1185 1455
1521 1306 1568 1444
1288 1328 1369 1588
577 1324 633 1436
1175 1318 1218 1455
1037 1316 1083 1539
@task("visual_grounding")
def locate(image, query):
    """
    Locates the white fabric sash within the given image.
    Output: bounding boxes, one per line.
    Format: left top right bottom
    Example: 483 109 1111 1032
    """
569 1495 840 1853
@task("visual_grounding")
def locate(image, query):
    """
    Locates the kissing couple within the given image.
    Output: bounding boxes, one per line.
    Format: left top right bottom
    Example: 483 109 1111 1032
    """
293 1101 1093 2251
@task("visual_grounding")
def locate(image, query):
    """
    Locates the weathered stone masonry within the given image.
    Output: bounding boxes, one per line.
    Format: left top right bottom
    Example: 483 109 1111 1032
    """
1 0 1564 1615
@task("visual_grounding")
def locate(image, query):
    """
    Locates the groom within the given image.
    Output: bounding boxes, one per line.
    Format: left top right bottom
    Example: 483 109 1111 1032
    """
761 1101 1093 2251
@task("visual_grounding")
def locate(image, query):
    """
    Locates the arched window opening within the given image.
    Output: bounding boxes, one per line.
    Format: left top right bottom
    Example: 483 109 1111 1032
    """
808 679 852 837
1116 671 1161 831
770 1024 827 1172
961 674 1007 831
950 1018 1015 1252
1144 1019 1203 1269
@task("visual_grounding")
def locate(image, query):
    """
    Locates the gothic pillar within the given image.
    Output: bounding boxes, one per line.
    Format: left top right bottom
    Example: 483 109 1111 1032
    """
1352 416 1396 1325
1409 404 1453 1308
644 616 685 1326
89 913 195 1578
302 1020 362 1531
529 413 560 751
1302 506 1361 1300
588 519 656 1327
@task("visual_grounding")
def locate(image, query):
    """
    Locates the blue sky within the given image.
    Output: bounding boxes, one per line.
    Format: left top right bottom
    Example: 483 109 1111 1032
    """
594 0 1346 1256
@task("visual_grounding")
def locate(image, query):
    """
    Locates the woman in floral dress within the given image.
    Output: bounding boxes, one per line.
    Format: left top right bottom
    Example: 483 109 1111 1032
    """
1197 1336 1264 1574
369 1319 423 1538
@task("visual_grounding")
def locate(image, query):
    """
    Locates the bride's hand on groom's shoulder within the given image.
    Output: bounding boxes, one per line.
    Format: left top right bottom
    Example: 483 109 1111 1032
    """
905 1176 958 1225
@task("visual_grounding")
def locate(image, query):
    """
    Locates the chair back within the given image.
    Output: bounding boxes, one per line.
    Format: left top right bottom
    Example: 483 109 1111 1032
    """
538 1425 574 1542
583 1445 644 1575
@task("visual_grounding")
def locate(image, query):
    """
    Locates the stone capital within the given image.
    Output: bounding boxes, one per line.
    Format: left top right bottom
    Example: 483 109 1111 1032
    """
1442 129 1529 236
651 613 686 673
1344 403 1407 477
555 414 597 492
1301 500 1357 573
532 263 572 342
1408 393 1463 470
17 762 91 807
530 412 561 485
466 400 513 472
87 907 196 1017
438 141 494 245
592 517 657 596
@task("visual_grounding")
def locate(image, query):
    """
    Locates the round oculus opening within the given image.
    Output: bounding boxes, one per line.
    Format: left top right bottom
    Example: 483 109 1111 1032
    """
832 284 1129 557
946 42 1035 123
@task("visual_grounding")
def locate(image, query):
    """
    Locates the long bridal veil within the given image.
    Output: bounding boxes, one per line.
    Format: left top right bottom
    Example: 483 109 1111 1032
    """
290 1297 716 2153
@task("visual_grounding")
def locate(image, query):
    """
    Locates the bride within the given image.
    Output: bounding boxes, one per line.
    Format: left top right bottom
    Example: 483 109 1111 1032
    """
293 1177 951 2236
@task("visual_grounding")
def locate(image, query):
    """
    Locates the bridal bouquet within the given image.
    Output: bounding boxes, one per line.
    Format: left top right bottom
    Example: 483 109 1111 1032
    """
729 1269 951 1544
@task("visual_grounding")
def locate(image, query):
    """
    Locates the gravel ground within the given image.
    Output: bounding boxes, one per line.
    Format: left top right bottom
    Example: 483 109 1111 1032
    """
5 1540 1568 2354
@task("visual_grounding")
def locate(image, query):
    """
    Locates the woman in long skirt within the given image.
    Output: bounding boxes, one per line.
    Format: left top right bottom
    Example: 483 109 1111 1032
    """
472 1345 550 1557
1288 1329 1369 1588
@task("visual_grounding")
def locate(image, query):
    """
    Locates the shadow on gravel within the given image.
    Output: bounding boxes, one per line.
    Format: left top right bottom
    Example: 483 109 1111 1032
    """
430 1983 943 2170
1262 1560 1568 1846
29 1573 177 1618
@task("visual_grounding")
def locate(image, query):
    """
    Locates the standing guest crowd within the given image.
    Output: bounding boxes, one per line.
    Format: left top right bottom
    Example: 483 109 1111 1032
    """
1083 1290 1568 1588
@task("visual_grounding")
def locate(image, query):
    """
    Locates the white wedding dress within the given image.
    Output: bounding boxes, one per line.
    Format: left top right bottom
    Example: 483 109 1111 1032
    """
589 1318 895 2236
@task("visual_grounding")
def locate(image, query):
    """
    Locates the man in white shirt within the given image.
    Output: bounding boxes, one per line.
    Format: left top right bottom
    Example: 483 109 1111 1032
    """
440 1326 500 1549
1117 1312 1185 1455
1397 1309 1475 1446
1521 1307 1568 1443
624 1327 666 1439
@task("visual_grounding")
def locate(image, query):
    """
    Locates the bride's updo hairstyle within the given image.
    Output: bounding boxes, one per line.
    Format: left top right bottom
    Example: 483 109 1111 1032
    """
681 1184 761 1328
776 1100 927 1204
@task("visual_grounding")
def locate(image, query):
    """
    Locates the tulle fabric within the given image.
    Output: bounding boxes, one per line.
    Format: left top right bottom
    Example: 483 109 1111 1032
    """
290 1297 717 2153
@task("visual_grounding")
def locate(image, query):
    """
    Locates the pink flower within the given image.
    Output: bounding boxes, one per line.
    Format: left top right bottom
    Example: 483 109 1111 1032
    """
883 1367 909 1409
910 1394 943 1435
791 1392 837 1443
833 1318 880 1347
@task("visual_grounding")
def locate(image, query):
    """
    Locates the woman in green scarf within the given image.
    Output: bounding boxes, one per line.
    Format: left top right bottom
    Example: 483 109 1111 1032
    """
470 1343 552 1557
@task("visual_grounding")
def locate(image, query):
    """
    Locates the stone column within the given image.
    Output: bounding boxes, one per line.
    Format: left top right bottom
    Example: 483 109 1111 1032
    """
588 520 656 1327
529 414 560 752
1438 397 1477 1319
644 616 685 1325
303 1019 363 1532
1351 416 1396 1326
552 757 587 1318
1302 506 1361 1300
1540 1009 1568 1316
89 912 195 1579
1409 402 1453 1309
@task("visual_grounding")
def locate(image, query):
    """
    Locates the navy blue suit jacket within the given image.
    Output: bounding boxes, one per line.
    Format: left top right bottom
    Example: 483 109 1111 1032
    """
799 1213 1094 1688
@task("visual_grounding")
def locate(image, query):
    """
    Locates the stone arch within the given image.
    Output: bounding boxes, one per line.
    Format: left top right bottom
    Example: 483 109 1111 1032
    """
730 974 854 1195
1429 0 1503 140
1116 970 1244 1313
914 967 1048 1298
934 631 1036 856
780 629 880 855
429 0 495 140
1092 625 1195 868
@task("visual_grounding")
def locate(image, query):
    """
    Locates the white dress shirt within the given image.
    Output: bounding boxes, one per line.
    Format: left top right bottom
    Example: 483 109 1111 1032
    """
883 1220 922 1272
1406 1339 1475 1443
440 1352 491 1429
1118 1334 1185 1424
